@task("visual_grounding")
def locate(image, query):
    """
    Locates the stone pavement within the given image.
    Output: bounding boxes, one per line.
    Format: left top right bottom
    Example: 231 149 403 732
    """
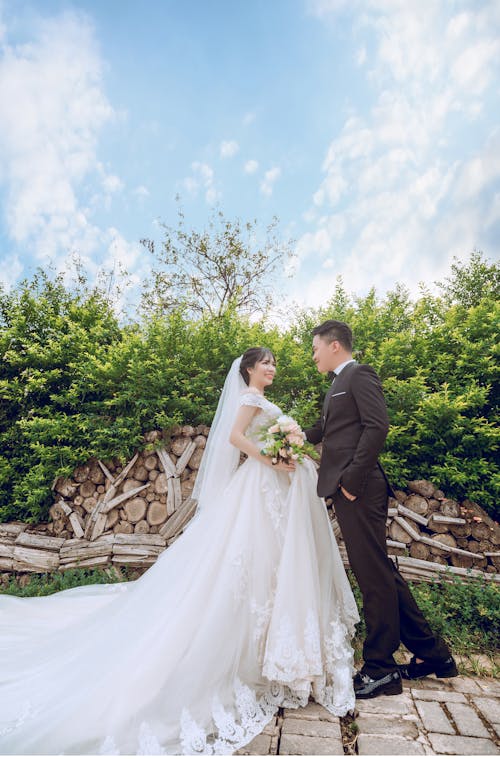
236 675 500 755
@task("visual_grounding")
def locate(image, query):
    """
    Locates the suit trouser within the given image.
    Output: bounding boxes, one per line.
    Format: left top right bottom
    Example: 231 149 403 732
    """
332 469 450 677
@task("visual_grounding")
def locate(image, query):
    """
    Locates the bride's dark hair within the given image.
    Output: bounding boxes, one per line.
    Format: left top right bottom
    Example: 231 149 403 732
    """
239 347 276 385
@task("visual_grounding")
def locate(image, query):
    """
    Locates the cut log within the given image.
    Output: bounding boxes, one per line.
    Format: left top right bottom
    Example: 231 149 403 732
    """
89 465 105 485
79 480 96 499
386 539 407 550
133 465 149 482
419 534 482 559
122 478 143 493
471 521 492 541
193 435 206 448
74 495 84 506
450 552 474 569
393 516 421 542
68 512 85 538
0 544 14 559
82 497 98 513
13 546 60 572
167 478 175 516
54 477 77 498
159 497 197 540
0 523 25 537
157 448 176 477
182 425 195 437
149 469 159 482
440 499 461 518
113 521 134 535
97 459 115 482
52 519 66 535
60 544 111 560
397 504 429 526
173 477 182 509
89 512 108 542
479 540 494 553
174 441 197 475
407 480 435 498
147 501 168 526
450 522 472 538
404 494 429 516
134 520 150 534
49 503 66 521
389 521 413 545
430 514 466 526
59 556 110 570
428 533 457 556
188 448 204 470
105 509 120 530
154 473 169 495
113 533 165 546
15 533 65 550
112 453 139 489
73 465 90 483
100 483 149 514
409 542 431 561
171 438 190 457
144 454 159 471
124 497 147 524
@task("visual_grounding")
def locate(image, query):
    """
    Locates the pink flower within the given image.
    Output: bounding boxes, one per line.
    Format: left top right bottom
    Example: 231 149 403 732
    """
268 424 280 434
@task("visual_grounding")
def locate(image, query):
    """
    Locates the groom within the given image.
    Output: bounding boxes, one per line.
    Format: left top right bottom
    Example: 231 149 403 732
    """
305 319 457 699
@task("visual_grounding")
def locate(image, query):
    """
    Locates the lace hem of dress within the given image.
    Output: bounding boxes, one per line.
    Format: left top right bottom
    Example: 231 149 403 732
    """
97 611 356 756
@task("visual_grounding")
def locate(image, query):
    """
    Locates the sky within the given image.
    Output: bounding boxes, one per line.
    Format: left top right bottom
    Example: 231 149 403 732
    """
0 0 499 314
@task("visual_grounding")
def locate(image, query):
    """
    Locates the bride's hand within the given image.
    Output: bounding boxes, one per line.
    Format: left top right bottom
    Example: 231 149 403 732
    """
270 459 296 472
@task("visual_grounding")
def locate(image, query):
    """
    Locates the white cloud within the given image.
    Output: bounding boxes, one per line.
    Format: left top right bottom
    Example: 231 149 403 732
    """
220 140 239 158
0 9 143 282
260 166 281 196
134 185 150 198
183 161 219 204
244 159 259 174
295 0 500 303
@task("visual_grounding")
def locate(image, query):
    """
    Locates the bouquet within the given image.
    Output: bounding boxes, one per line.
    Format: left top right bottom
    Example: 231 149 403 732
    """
259 415 319 465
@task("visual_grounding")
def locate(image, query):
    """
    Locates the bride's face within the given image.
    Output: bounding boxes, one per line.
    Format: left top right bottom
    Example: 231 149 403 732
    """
248 355 276 389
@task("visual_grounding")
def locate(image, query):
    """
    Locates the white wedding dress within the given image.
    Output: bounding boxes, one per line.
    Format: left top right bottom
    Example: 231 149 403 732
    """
0 388 359 755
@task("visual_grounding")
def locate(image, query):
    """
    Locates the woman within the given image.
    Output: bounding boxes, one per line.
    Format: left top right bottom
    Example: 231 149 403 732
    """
0 348 359 755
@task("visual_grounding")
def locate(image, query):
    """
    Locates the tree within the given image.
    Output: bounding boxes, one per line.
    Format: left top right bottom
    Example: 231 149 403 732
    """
437 250 500 309
140 207 292 317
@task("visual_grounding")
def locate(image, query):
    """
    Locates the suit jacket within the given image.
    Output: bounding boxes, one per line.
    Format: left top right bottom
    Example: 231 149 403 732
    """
305 361 393 499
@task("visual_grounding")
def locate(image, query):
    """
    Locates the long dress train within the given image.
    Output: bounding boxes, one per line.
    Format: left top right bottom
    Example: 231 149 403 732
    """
0 391 359 755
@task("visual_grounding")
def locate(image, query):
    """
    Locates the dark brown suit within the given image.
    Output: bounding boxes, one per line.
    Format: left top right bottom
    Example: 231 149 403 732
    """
306 361 449 677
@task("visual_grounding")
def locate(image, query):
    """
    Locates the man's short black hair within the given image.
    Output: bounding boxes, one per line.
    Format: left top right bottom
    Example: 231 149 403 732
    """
312 320 353 351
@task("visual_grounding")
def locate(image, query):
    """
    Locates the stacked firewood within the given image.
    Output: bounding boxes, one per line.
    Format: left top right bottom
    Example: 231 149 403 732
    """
0 426 498 584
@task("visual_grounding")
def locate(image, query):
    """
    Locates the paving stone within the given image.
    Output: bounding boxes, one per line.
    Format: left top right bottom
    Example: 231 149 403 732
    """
278 733 343 755
281 717 341 739
471 696 500 726
447 701 490 738
415 699 455 735
428 732 498 755
261 717 279 736
410 688 467 703
356 714 419 738
478 679 500 697
235 733 271 755
357 734 425 755
447 676 483 694
355 693 415 715
407 676 454 690
282 702 338 722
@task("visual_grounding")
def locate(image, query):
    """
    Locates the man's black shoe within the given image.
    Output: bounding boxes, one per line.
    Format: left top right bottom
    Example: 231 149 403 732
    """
399 655 458 680
353 670 402 699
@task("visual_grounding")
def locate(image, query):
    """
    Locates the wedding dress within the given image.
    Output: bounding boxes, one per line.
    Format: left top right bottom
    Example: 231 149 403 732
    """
0 358 359 755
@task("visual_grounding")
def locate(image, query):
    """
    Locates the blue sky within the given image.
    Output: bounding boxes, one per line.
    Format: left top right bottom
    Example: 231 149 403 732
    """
0 0 499 313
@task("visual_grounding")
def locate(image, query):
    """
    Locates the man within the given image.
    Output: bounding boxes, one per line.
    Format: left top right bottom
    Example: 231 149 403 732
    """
306 319 457 699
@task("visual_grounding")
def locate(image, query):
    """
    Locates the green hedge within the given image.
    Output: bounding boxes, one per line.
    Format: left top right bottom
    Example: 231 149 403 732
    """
1 255 498 524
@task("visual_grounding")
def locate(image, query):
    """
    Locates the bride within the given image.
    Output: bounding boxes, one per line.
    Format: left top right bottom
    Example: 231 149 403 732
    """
0 347 359 755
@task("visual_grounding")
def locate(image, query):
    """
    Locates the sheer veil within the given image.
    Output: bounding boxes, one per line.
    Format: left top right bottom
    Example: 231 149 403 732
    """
192 356 246 514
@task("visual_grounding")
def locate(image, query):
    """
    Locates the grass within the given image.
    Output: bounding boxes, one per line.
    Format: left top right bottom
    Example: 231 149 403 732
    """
348 570 499 673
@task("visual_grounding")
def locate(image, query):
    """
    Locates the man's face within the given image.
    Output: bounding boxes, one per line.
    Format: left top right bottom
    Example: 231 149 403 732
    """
312 334 336 373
